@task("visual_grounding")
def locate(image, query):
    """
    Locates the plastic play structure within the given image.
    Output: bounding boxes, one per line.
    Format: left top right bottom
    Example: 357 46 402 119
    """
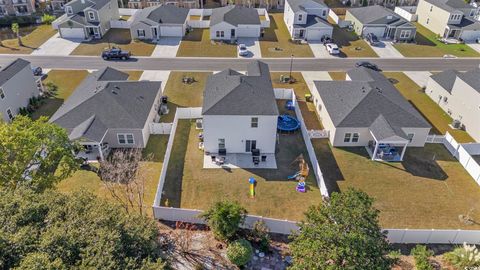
285 100 295 110
249 177 256 198
277 114 300 132
288 155 309 193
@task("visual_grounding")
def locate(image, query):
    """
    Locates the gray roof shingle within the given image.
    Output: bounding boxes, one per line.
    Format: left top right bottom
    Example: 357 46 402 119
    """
0 58 30 86
424 0 473 13
348 5 414 27
134 5 189 25
287 0 327 12
293 15 331 28
431 68 480 94
210 5 260 27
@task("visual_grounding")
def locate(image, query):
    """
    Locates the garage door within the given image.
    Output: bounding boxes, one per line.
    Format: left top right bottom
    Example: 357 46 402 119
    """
306 28 333 41
60 28 85 39
160 26 184 37
362 27 386 38
236 26 260 38
460 30 480 42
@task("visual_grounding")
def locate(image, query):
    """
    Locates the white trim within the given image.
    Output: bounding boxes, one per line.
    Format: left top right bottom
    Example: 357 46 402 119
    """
137 29 145 37
65 6 72 14
87 11 95 20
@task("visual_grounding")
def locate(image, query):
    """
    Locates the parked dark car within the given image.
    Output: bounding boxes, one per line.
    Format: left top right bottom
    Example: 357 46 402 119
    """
355 61 381 71
101 47 131 60
32 66 43 76
322 36 334 45
365 33 379 46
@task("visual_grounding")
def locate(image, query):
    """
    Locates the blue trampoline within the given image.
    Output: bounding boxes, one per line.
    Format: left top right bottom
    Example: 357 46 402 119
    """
277 114 300 132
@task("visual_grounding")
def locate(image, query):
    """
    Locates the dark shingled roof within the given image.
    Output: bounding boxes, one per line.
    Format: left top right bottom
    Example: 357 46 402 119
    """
0 58 30 86
293 15 331 28
447 16 480 30
424 0 473 12
202 61 279 116
134 5 189 25
50 67 161 142
430 68 480 94
287 0 327 12
210 6 260 27
348 5 414 27
66 0 111 11
313 67 430 141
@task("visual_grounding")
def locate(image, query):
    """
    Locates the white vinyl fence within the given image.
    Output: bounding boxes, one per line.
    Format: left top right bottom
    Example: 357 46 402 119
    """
187 9 212 28
149 123 172 135
119 8 139 16
394 6 418 22
328 9 351 28
110 20 130 29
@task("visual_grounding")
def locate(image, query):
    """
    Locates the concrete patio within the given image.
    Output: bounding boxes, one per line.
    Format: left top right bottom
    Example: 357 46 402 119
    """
203 153 277 169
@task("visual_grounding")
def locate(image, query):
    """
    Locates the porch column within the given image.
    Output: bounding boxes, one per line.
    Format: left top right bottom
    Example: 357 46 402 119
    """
400 143 407 161
98 143 104 161
372 141 379 161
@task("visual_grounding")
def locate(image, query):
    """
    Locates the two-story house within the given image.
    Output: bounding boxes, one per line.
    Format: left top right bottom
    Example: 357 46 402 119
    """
416 0 480 42
127 0 198 9
0 0 36 16
56 0 119 40
283 0 332 41
0 58 42 123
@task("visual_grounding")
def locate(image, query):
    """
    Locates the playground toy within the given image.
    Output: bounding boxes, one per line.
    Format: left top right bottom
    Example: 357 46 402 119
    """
249 177 256 198
285 100 295 110
288 155 309 193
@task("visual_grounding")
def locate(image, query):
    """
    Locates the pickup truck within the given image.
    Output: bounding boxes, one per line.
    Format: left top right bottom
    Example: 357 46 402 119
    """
101 47 131 60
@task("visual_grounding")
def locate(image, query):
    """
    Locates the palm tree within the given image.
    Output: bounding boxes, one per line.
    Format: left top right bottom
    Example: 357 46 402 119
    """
11 23 23 47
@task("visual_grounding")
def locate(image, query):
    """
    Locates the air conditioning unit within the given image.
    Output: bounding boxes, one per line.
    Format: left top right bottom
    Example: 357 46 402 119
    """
452 119 462 129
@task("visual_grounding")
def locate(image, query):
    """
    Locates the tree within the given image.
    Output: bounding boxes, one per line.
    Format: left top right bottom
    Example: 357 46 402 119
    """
289 188 392 270
0 188 166 270
227 239 253 267
11 23 22 46
41 14 56 25
200 200 247 241
411 245 434 270
0 116 79 192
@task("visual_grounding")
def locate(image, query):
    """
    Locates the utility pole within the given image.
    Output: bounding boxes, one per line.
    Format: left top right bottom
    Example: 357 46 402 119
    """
289 54 293 83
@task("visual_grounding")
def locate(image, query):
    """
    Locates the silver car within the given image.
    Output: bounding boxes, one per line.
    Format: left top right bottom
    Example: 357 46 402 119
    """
238 44 249 57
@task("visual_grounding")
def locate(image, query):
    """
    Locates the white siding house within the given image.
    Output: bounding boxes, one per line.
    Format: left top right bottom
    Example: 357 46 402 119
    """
283 0 332 41
209 6 263 40
130 5 189 40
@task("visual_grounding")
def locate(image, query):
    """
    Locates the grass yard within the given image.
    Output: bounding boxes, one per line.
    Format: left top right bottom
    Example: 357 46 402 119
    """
176 29 237 57
57 135 169 216
313 139 480 229
31 70 89 120
125 70 143 81
393 23 480 57
0 25 57 54
70 29 156 56
332 25 378 58
160 71 212 123
160 120 322 221
328 71 346 81
384 72 474 143
260 13 314 58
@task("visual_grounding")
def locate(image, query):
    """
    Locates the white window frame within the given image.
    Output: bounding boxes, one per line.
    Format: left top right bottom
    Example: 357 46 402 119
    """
117 133 135 145
137 29 145 37
65 6 72 14
344 133 352 143
298 14 303 21
251 117 258 128
0 87 4 99
352 133 359 143
400 30 411 39
6 108 13 121
218 138 225 149
216 31 224 38
87 11 95 20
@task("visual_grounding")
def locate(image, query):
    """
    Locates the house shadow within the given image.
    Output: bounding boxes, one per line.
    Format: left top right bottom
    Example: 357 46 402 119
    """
183 28 203 42
414 32 437 47
259 15 279 42
313 139 344 195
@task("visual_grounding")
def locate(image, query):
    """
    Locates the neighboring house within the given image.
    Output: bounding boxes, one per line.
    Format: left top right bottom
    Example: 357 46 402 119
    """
312 67 431 162
128 0 198 9
426 69 480 142
416 0 480 42
0 58 42 123
130 5 189 39
56 0 119 40
283 0 333 41
210 5 263 40
202 61 279 155
346 5 417 41
50 0 70 13
50 67 162 161
0 0 35 16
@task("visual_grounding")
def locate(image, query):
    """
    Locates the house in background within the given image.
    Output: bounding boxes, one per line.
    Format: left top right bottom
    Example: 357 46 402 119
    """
0 58 42 123
55 0 119 40
283 0 332 41
127 0 198 9
202 61 279 167
426 69 480 142
0 0 36 16
50 67 162 161
346 5 417 41
130 5 189 40
416 0 480 42
312 67 431 162
209 5 264 40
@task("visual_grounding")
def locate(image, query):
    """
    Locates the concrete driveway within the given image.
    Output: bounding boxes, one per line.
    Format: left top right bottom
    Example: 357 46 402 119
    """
404 71 433 88
31 33 82 56
302 71 332 93
466 42 480 54
369 41 403 58
308 41 335 58
237 38 261 58
139 70 171 93
151 37 181 58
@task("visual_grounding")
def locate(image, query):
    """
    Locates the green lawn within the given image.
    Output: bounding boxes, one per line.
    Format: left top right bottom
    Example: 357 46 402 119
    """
332 25 378 58
313 139 480 229
160 71 212 122
393 23 480 57
125 70 143 81
260 13 314 58
328 71 346 81
31 70 89 120
0 25 57 54
384 72 474 143
176 29 237 57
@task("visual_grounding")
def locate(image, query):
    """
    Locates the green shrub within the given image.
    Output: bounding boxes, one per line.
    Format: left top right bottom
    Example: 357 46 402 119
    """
411 245 434 270
250 220 270 253
227 239 253 267
444 243 480 269
41 14 56 25
388 249 402 264
200 200 247 241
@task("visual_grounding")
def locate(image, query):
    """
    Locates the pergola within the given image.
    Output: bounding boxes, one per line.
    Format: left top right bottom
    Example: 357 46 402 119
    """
369 130 409 162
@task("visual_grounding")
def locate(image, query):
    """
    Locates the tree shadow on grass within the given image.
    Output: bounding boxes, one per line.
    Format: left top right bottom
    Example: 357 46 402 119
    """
312 139 343 195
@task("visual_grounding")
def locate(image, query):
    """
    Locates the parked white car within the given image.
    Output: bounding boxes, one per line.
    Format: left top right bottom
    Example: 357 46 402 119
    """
238 44 249 57
325 43 340 55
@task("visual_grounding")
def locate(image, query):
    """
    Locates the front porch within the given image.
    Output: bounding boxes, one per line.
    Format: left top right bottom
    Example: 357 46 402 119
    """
203 152 277 169
76 142 110 162
443 27 462 41
85 26 101 39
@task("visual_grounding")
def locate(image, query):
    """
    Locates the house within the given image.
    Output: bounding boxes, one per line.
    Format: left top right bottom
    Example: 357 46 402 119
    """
283 0 333 41
210 5 263 40
345 5 417 41
0 58 42 123
56 0 119 40
0 0 36 16
202 61 279 157
127 0 198 9
130 5 189 40
416 0 480 42
426 69 480 142
312 67 431 162
50 67 162 161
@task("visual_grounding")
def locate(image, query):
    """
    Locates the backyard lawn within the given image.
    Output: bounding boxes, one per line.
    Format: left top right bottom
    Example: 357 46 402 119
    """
393 23 480 57
176 29 237 57
125 70 143 81
70 29 156 56
0 25 57 54
160 119 323 221
332 25 378 58
31 70 89 119
160 71 212 123
384 72 474 143
328 71 346 81
313 139 480 229
259 13 314 58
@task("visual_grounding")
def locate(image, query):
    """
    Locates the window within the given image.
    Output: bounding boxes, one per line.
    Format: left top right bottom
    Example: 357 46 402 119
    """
400 30 411 39
126 134 134 144
298 14 303 21
137 29 145 37
322 10 326 17
426 18 429 24
251 117 258 128
218 138 225 149
352 133 359 143
6 108 13 121
470 10 475 17
215 31 224 38
0 87 4 99
407 133 414 143
430 5 433 12
87 11 95 20
344 133 351 143
117 133 134 145
65 6 72 14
